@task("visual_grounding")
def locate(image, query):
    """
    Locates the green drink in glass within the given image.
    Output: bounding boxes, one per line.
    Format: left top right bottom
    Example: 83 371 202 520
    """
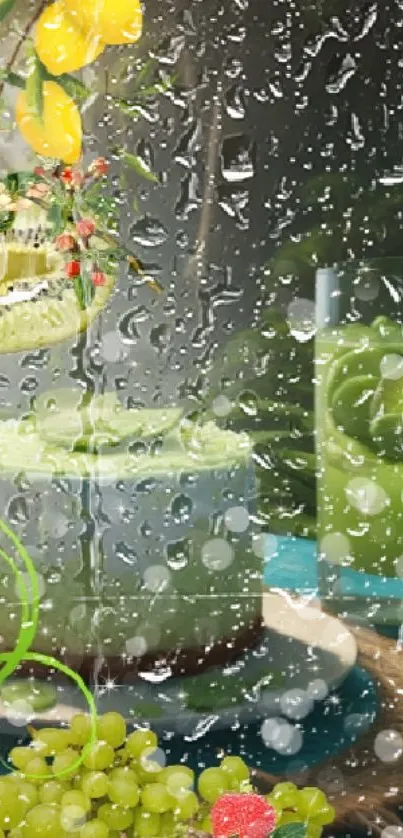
316 260 403 624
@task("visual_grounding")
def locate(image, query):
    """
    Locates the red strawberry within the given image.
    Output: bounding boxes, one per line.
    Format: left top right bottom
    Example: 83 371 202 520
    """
211 794 276 838
65 260 81 278
55 233 76 252
76 218 96 239
91 270 106 287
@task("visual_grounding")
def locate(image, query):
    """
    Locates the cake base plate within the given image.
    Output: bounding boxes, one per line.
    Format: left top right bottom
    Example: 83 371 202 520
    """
0 591 357 735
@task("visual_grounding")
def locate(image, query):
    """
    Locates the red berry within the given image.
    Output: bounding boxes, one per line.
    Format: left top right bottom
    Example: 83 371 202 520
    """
88 156 109 177
60 167 74 184
55 233 76 252
91 271 106 287
76 218 96 239
211 794 276 838
65 260 81 278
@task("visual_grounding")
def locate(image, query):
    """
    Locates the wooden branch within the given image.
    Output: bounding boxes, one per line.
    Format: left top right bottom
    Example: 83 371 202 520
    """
0 0 48 97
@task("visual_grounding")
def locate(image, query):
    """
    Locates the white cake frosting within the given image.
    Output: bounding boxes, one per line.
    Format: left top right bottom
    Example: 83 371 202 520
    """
0 406 262 666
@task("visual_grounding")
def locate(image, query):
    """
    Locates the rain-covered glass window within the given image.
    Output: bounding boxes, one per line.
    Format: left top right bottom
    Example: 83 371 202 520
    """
0 0 400 835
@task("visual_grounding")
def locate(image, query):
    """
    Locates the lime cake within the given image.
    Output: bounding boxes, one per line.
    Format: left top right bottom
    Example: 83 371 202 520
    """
0 390 262 682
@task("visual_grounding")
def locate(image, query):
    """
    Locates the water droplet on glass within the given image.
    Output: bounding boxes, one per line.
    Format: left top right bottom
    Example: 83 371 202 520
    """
201 538 234 571
7 494 29 525
166 538 190 570
224 506 249 533
374 730 403 762
171 493 193 524
287 298 316 342
143 565 171 593
118 310 141 345
238 390 258 416
221 135 255 182
130 216 168 247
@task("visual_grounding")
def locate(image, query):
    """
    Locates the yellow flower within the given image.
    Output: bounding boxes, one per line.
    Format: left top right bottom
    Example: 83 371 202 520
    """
16 80 82 164
35 0 104 76
63 0 142 45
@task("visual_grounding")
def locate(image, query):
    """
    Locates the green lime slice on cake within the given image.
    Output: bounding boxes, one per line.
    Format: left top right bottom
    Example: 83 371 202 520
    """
1 680 57 712
34 388 182 451
0 237 114 354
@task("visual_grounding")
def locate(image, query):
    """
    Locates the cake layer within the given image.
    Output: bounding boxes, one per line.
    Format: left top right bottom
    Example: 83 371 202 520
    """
0 404 262 672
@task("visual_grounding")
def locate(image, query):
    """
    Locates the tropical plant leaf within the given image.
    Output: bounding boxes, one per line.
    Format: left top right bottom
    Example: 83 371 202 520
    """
26 54 45 121
122 151 159 183
272 823 307 838
0 0 16 23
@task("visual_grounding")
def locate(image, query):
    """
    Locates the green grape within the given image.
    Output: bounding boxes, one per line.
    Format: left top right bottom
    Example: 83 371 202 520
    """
279 812 303 826
306 824 323 838
24 756 52 784
70 714 93 747
159 765 194 798
10 747 45 770
297 787 328 816
39 780 65 804
23 802 62 836
83 741 115 771
199 815 213 834
310 804 336 827
8 829 22 838
220 756 249 788
73 770 88 790
0 781 25 830
297 788 335 824
52 748 80 777
81 771 109 799
131 760 163 785
198 767 229 803
60 802 87 833
109 766 138 784
133 808 161 837
17 780 39 811
159 812 177 836
97 712 126 749
172 790 199 821
61 789 91 813
107 775 139 807
141 783 173 814
33 728 71 755
80 820 109 838
266 794 282 818
114 747 130 766
271 782 299 810
126 729 158 759
98 802 134 831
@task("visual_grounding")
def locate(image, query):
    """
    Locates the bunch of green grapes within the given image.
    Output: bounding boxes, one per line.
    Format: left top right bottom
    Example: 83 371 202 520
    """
1 714 252 837
267 782 336 838
0 713 334 837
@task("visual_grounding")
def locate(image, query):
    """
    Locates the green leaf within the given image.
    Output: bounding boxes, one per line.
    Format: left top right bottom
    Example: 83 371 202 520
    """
273 823 307 838
0 211 14 233
25 54 45 121
122 152 159 184
0 0 16 23
0 70 25 89
56 72 89 101
74 275 86 311
47 204 64 236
